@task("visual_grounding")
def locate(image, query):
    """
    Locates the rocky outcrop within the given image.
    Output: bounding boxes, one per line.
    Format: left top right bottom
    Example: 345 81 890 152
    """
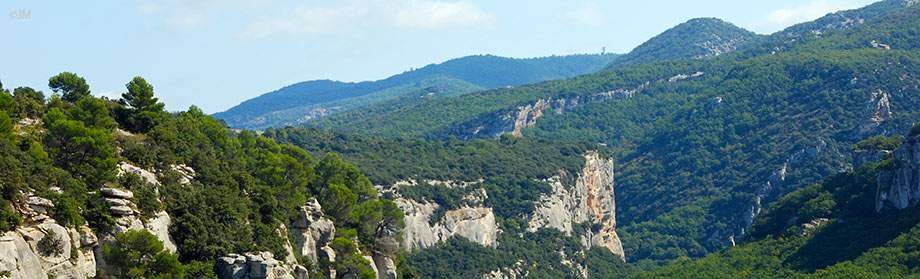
877 134 920 211
456 87 641 139
482 260 527 279
170 164 197 185
1 193 98 279
290 198 336 267
454 71 707 140
216 252 308 279
668 71 704 82
372 253 397 279
119 161 160 186
731 140 829 245
528 151 624 260
397 198 499 252
856 89 892 137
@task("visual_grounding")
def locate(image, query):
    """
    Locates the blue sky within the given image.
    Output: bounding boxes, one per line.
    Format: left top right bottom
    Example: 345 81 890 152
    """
1 0 878 113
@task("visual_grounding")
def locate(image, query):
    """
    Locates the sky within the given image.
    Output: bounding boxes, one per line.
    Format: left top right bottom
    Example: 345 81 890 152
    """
0 0 879 113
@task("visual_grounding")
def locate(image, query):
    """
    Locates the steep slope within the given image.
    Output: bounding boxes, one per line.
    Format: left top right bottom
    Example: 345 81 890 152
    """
631 131 920 278
307 0 920 268
0 84 407 278
265 127 629 278
213 53 619 130
605 18 763 69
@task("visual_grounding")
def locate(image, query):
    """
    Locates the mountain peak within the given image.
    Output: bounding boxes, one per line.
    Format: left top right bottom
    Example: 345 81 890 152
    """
606 17 761 69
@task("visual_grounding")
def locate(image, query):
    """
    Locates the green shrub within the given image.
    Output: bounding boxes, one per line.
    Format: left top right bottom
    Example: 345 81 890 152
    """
38 230 64 257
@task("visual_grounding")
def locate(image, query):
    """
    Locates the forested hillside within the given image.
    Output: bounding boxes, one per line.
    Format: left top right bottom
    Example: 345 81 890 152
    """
604 17 762 69
306 0 920 269
265 127 630 278
214 53 619 130
0 75 404 278
630 132 920 278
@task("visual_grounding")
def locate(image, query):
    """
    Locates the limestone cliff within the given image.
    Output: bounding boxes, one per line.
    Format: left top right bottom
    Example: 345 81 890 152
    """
1 194 97 278
877 134 920 211
217 197 398 279
396 197 499 252
528 151 624 260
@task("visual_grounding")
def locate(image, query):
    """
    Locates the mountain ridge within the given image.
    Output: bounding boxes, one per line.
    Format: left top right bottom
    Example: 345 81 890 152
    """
214 53 620 130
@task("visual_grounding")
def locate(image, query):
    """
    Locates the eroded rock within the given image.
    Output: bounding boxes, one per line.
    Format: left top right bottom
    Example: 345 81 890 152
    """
528 151 624 260
290 198 336 267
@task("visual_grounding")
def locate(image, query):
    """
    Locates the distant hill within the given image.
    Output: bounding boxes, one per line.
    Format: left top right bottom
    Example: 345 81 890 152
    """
213 53 620 130
605 17 763 69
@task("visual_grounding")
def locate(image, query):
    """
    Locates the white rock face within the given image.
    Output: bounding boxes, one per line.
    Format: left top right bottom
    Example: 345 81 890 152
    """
373 253 398 279
877 135 920 211
290 198 336 267
119 161 160 186
856 89 892 136
527 151 624 260
216 252 307 279
145 211 178 253
0 220 97 279
396 198 499 252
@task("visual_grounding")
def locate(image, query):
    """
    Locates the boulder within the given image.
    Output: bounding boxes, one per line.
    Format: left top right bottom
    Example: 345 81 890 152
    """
291 198 336 266
100 187 134 199
118 161 160 186
374 253 398 279
110 205 135 216
216 252 306 279
145 211 178 253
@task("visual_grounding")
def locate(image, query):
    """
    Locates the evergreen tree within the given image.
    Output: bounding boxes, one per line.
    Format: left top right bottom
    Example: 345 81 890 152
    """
121 76 166 133
48 72 91 102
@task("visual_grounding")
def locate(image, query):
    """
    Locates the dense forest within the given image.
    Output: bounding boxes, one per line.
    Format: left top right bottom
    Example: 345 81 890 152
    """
630 133 920 278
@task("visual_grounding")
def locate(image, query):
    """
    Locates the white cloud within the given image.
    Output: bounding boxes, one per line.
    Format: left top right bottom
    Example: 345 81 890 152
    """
758 0 866 32
164 13 205 30
561 2 607 27
137 0 274 31
393 0 495 30
238 0 496 39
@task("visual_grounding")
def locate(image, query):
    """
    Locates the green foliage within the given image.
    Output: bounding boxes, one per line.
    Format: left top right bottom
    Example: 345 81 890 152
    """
48 72 91 102
630 157 920 278
43 107 117 187
103 230 185 278
119 173 162 217
852 135 901 151
12 86 45 119
606 18 762 69
330 237 375 279
72 96 116 130
183 260 216 279
85 192 115 232
0 90 15 118
37 230 64 257
51 194 84 227
120 76 166 133
0 110 12 137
